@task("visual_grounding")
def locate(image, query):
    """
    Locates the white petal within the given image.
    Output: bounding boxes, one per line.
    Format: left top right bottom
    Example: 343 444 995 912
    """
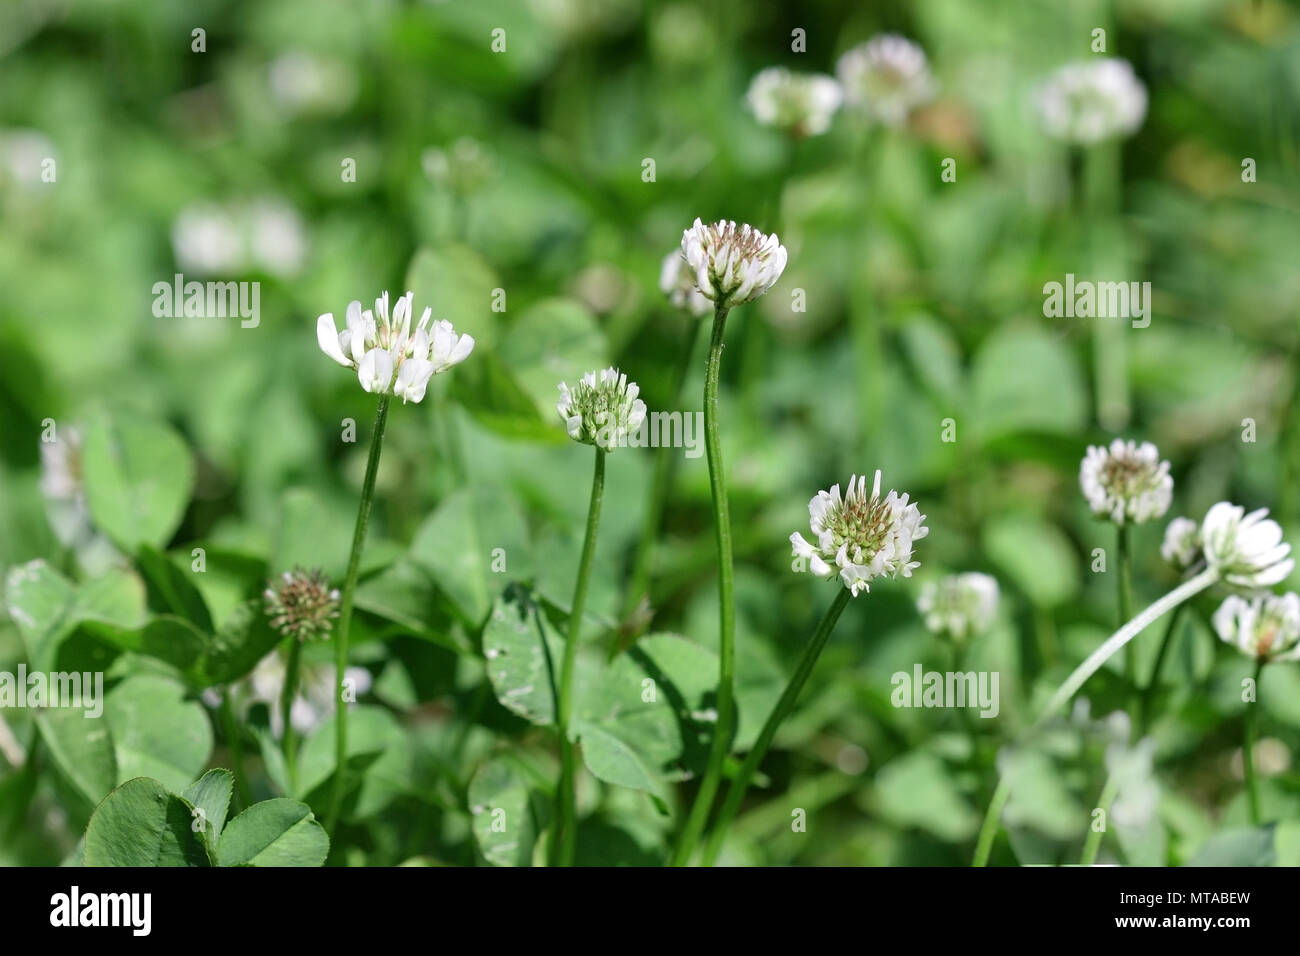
316 314 351 366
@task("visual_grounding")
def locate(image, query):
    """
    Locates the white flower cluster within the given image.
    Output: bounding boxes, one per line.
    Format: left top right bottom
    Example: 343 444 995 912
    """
791 470 929 597
1201 502 1294 590
556 367 647 452
917 572 999 641
1213 592 1300 663
1080 439 1172 525
745 67 843 137
836 34 936 127
1160 515 1200 570
681 218 788 309
317 290 475 403
1036 59 1147 145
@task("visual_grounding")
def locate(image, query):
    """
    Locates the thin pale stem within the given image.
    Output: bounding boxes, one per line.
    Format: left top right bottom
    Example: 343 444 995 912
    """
972 567 1219 865
670 304 735 867
1245 659 1264 824
281 637 303 793
700 588 851 866
553 446 606 866
1079 773 1120 865
325 394 391 838
622 318 703 630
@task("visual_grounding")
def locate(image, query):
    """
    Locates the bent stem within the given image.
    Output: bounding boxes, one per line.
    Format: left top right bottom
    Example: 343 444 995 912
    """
670 304 735 867
700 588 852 866
553 446 606 866
1245 659 1264 824
281 637 303 792
622 319 703 631
325 394 391 838
972 566 1219 865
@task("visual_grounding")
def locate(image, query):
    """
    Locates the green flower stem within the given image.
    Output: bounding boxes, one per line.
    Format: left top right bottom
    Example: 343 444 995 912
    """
622 319 703 630
220 687 252 812
1138 602 1187 734
1245 659 1264 824
972 566 1219 865
1116 524 1136 704
700 587 852 866
1079 773 1120 865
325 393 391 838
553 446 606 867
281 637 304 792
670 304 735 867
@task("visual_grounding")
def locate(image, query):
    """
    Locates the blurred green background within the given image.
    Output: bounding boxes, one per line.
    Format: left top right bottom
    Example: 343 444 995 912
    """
2 0 1300 866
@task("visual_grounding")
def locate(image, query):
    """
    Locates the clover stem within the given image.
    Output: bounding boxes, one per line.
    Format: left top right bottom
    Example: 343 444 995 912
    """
553 446 605 866
972 566 1219 865
325 393 390 839
1116 523 1136 706
1245 659 1264 824
670 304 735 867
281 637 303 792
220 687 252 812
700 588 852 867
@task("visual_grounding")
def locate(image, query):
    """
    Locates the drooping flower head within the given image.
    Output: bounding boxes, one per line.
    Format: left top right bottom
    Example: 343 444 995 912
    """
917 572 999 641
263 568 341 642
745 67 843 137
680 218 787 309
1080 439 1172 525
1201 502 1294 590
1213 592 1300 662
659 250 711 317
1035 59 1147 145
556 367 647 453
790 470 929 597
1161 516 1201 570
835 34 936 127
317 290 474 403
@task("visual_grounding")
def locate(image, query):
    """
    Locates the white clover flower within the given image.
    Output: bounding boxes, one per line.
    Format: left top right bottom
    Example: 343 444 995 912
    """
745 67 843 137
835 34 936 127
317 290 474 403
556 367 647 452
0 129 57 190
1161 516 1200 570
1035 59 1147 145
1079 439 1172 525
268 51 357 117
1201 502 1294 590
790 470 929 597
659 250 711 317
223 650 374 740
917 572 999 641
421 137 494 194
681 218 787 308
247 198 307 278
1212 592 1300 662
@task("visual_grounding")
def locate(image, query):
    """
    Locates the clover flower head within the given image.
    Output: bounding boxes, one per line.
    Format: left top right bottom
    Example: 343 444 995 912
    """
1161 516 1201 570
556 366 647 452
746 67 844 137
790 470 929 597
835 34 936 127
1036 58 1147 145
659 250 711 317
317 290 474 403
1201 502 1294 590
263 568 341 642
1080 439 1172 526
917 572 999 641
1213 592 1300 662
221 651 373 740
681 218 787 308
